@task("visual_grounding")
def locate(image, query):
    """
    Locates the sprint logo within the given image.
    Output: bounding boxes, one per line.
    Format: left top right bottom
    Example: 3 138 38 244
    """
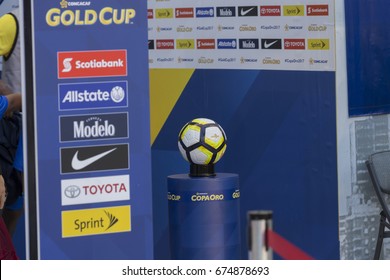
62 205 131 237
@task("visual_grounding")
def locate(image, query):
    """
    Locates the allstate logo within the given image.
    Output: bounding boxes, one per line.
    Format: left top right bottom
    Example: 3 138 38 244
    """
65 185 81 198
110 86 125 103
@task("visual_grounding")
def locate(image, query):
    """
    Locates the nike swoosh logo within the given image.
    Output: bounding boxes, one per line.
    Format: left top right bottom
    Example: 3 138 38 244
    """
71 148 117 170
264 40 279 49
240 7 254 16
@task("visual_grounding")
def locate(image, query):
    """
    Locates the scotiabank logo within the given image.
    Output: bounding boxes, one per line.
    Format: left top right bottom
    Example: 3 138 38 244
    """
156 39 174 49
284 39 305 50
58 50 127 79
260 6 281 16
197 39 215 49
176 8 194 18
307 5 329 16
61 175 130 206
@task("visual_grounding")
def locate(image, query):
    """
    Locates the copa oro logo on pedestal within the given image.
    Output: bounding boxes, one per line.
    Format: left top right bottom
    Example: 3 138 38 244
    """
62 205 131 237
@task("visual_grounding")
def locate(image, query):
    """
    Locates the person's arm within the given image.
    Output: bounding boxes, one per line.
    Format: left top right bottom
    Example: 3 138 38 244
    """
0 174 5 211
0 80 13 96
4 93 21 117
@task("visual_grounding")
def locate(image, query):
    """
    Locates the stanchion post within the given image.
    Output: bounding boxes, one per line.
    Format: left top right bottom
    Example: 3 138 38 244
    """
248 210 273 260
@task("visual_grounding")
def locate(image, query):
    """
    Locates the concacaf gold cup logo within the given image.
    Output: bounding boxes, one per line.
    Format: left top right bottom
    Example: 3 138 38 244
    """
46 1 136 26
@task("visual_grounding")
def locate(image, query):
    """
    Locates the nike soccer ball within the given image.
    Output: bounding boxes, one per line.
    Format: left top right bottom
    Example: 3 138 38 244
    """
178 118 227 165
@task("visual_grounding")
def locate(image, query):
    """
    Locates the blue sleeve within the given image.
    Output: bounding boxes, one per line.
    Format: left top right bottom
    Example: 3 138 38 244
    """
0 95 8 117
13 132 23 172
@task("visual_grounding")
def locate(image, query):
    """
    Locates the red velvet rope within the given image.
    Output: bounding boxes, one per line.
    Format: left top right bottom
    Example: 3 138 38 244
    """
267 229 314 260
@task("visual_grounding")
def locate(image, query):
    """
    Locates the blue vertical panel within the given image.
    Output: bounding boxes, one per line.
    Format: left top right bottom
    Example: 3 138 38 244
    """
32 1 153 259
345 0 390 116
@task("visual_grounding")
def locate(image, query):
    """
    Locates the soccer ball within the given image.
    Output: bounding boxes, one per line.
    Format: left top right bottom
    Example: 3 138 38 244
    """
178 118 227 165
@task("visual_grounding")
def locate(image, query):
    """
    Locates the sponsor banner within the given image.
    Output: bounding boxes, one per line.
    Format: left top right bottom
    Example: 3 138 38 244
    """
260 6 282 16
61 175 130 206
283 5 305 16
148 0 335 71
238 6 258 17
284 39 306 50
307 39 330 50
216 6 236 17
58 49 127 79
58 81 128 111
59 112 129 142
155 8 174 19
62 205 131 238
60 144 129 174
175 7 194 18
196 7 214 18
32 0 152 260
261 39 283 50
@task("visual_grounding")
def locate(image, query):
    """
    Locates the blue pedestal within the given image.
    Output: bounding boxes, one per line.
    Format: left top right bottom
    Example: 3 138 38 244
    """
167 173 241 260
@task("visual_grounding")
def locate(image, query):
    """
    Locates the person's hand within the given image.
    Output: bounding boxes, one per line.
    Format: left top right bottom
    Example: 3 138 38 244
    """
0 175 6 209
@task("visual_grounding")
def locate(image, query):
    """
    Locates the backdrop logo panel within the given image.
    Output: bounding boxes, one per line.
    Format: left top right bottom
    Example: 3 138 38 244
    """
62 206 131 238
148 1 335 70
57 50 127 79
61 175 130 206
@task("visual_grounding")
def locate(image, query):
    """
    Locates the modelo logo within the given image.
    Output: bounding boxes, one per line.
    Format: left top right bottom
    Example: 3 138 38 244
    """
58 81 128 111
239 39 259 49
60 112 128 142
196 7 214 17
217 39 237 49
216 7 236 17
46 7 136 26
61 175 130 206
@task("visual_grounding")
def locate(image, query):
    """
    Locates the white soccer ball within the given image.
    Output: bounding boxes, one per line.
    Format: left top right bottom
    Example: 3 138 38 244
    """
178 118 227 165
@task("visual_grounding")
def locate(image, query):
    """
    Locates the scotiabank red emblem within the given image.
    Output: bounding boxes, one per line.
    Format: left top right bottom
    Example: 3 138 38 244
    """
284 39 306 50
156 40 175 49
58 50 127 79
307 5 329 16
260 6 281 16
175 8 194 18
197 39 215 49
148 9 154 19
